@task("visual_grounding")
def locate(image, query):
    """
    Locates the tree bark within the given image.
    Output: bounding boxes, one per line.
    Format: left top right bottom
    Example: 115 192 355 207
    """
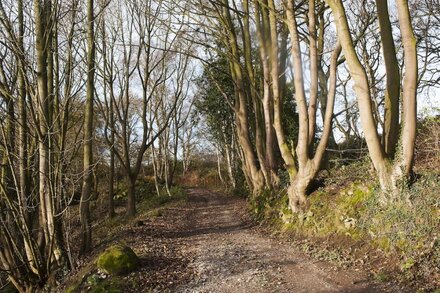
376 0 401 157
252 1 272 187
285 0 310 170
327 0 417 195
101 9 115 218
222 0 264 194
225 142 236 188
17 0 29 227
307 0 319 148
216 149 225 184
282 0 341 211
80 0 95 254
327 0 392 189
127 176 136 217
394 0 417 178
34 0 60 263
108 123 116 218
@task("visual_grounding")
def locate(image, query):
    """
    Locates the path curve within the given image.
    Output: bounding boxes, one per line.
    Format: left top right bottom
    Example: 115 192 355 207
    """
166 188 397 293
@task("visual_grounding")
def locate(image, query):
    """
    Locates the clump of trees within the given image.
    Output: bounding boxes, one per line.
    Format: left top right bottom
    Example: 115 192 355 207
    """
193 0 439 211
0 0 195 290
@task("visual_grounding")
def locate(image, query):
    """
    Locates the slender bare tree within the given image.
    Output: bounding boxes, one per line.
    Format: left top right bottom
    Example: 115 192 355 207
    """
327 0 418 199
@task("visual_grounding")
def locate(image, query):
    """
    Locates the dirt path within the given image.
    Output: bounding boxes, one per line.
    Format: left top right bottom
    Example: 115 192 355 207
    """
122 188 405 292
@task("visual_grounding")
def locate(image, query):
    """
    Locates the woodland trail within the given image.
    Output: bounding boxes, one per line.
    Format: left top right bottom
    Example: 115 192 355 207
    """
119 188 405 292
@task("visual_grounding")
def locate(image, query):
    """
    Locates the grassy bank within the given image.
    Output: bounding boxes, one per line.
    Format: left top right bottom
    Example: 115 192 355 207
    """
250 161 439 292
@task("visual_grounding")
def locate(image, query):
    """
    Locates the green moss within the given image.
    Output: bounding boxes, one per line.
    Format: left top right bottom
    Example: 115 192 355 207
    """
275 182 389 247
250 189 277 220
89 279 122 293
137 187 187 213
375 237 392 252
65 272 126 292
147 209 163 217
336 183 373 217
248 166 439 287
65 284 79 293
97 245 139 276
401 258 415 271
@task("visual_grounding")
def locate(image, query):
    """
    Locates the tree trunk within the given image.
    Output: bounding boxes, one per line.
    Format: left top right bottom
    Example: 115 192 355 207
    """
127 176 136 217
285 0 310 172
17 0 29 227
101 7 115 219
107 79 115 218
254 0 279 187
394 0 417 179
108 134 115 218
288 174 312 213
225 143 236 189
34 0 61 264
80 0 95 254
243 0 260 166
1 97 14 199
151 144 161 196
222 0 264 194
327 0 417 196
216 149 225 184
376 0 401 158
164 154 172 197
327 0 390 186
307 0 319 148
281 0 342 211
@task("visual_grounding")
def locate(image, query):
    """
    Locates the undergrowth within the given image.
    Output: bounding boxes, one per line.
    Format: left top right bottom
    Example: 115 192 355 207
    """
101 181 187 225
65 181 187 293
250 162 440 291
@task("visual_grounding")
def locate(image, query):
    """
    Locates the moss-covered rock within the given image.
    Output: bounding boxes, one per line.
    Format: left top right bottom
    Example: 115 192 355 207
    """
96 245 139 276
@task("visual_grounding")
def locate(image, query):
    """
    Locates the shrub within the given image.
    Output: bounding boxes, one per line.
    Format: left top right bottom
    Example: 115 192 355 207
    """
415 116 440 172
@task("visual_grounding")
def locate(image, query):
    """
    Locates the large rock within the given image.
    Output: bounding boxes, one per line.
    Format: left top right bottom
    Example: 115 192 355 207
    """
96 245 139 275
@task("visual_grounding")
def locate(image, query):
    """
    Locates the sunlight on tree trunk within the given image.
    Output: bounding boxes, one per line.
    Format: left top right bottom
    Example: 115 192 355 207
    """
80 0 95 254
327 0 418 199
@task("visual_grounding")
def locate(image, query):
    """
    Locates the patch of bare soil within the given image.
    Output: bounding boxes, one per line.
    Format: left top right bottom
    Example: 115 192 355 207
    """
63 188 411 292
